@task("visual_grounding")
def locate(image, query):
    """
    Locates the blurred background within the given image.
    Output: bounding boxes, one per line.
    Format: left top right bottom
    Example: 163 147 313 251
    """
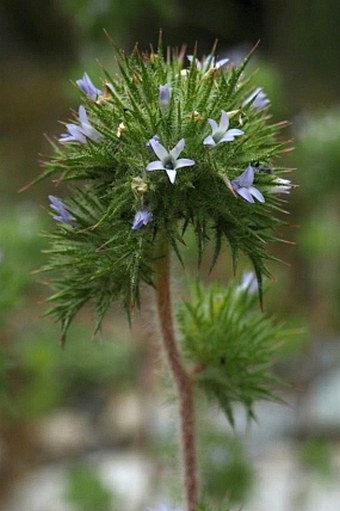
1 1 340 510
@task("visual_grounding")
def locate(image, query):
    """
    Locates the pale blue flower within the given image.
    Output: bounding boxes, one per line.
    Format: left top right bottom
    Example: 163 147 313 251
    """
238 271 258 294
147 504 183 511
59 106 101 144
231 166 265 204
159 84 171 108
76 73 103 100
146 138 195 184
203 110 244 146
243 87 270 111
187 54 229 72
49 195 75 225
132 209 153 230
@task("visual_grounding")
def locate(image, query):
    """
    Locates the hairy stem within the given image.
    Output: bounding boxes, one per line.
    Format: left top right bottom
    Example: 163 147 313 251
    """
155 240 199 511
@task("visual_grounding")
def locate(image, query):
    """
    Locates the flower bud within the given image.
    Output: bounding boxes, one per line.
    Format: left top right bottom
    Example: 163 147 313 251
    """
159 84 171 108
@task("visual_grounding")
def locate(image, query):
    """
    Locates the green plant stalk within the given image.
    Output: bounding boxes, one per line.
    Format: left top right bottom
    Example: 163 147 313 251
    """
155 239 199 511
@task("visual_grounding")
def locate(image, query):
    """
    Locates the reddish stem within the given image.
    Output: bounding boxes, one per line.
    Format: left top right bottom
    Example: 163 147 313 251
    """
155 241 199 511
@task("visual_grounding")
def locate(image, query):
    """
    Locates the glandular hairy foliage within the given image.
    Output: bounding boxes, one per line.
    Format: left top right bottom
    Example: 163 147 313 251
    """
177 279 288 425
40 42 291 337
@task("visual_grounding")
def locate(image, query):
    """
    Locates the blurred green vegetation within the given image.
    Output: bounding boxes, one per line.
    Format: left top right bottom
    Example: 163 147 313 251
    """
0 204 45 323
2 322 141 422
0 203 144 426
300 438 333 480
60 0 180 56
293 109 340 331
0 201 145 509
66 463 121 511
149 407 253 507
295 109 340 201
200 430 253 505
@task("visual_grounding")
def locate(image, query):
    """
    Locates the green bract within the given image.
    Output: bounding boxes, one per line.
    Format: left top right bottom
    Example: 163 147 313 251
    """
41 44 290 337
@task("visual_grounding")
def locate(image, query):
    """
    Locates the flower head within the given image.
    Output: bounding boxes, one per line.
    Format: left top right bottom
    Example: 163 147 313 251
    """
132 209 153 230
203 110 244 146
59 106 101 144
243 87 270 111
159 84 171 108
146 138 195 184
49 195 75 225
187 54 229 72
76 73 103 100
231 165 265 204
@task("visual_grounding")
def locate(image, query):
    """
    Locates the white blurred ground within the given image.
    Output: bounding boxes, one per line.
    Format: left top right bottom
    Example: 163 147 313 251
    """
4 369 340 511
4 443 340 511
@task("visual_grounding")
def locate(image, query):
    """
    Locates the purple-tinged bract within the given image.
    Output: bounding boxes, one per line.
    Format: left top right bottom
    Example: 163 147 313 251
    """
132 209 154 230
59 106 101 144
231 166 265 204
76 73 103 100
243 87 270 111
49 195 75 226
187 54 229 72
146 134 160 150
159 84 171 108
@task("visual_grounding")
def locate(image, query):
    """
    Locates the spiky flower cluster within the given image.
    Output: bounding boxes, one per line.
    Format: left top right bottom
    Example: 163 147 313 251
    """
41 45 291 336
177 276 286 424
